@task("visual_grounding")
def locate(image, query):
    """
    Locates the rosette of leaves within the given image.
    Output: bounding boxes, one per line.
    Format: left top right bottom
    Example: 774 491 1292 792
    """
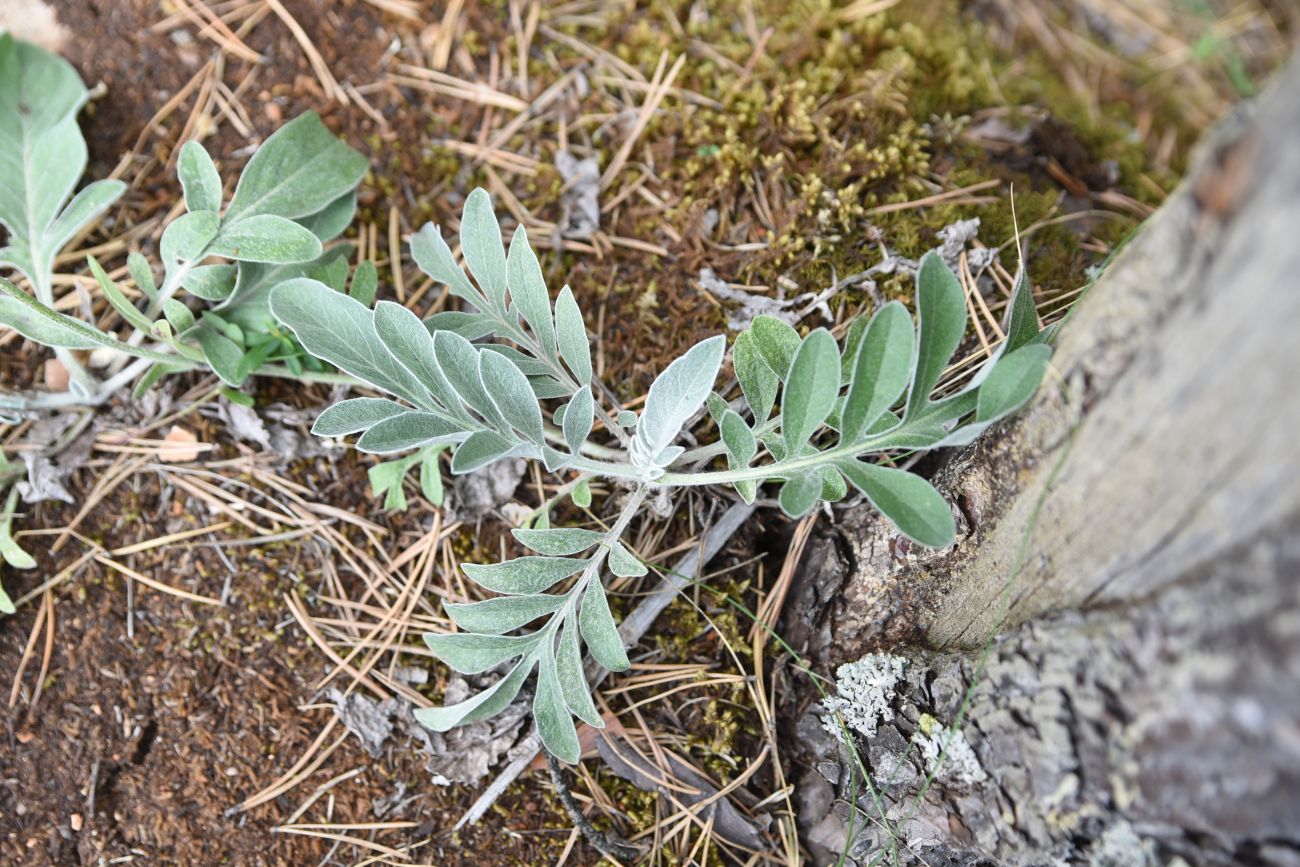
0 35 369 415
271 188 1053 762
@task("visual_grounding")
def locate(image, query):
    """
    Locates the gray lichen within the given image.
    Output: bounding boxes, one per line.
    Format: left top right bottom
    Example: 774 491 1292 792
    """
912 712 987 786
819 653 907 739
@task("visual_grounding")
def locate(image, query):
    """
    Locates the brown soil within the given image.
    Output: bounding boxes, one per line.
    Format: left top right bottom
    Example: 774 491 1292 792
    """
2 0 1292 864
3 2 588 864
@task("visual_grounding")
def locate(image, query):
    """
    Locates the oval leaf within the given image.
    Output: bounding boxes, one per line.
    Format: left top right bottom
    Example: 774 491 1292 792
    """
209 214 323 264
460 188 507 310
782 328 840 454
976 344 1051 423
554 285 592 384
837 459 955 548
356 411 465 453
842 301 914 442
312 397 408 437
906 252 967 418
178 140 222 213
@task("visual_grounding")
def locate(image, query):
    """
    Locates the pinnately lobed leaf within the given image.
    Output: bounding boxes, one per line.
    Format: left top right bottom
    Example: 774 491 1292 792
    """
259 188 1053 765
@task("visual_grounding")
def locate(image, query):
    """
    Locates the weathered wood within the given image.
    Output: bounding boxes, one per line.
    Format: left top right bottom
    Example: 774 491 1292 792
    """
786 54 1300 663
784 55 1300 866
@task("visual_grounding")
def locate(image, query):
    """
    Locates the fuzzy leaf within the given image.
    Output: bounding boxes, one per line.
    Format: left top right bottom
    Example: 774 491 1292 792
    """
462 556 589 595
556 616 602 727
778 471 822 517
356 411 465 454
182 264 237 302
460 188 508 310
178 140 222 213
579 579 628 671
632 335 725 472
554 286 591 384
372 301 463 416
749 315 800 379
270 278 433 407
607 542 647 578
349 259 378 305
312 398 408 437
224 111 368 223
480 349 545 445
1003 264 1042 355
445 594 566 634
571 478 592 508
410 222 480 304
0 277 127 351
194 327 245 386
87 255 151 334
842 301 914 442
423 632 539 675
128 253 157 301
424 310 495 341
299 191 357 243
562 386 594 455
209 214 323 264
46 179 126 254
0 35 114 276
413 656 534 732
449 429 518 473
511 527 605 556
535 643 581 763
506 224 556 355
906 252 967 419
733 331 778 423
433 331 510 430
160 211 220 268
976 344 1051 423
782 328 839 455
837 460 955 548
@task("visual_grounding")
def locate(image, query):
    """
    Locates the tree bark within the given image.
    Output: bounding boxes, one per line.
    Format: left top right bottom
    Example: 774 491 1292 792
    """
783 54 1300 866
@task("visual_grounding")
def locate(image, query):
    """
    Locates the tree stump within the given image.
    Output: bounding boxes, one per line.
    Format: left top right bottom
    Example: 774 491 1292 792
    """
783 54 1300 866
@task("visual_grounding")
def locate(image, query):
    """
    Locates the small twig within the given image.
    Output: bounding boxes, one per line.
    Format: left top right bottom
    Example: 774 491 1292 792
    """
546 752 640 863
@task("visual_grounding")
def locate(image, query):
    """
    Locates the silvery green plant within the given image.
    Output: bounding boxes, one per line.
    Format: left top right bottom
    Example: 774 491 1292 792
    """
270 188 1053 762
0 35 368 419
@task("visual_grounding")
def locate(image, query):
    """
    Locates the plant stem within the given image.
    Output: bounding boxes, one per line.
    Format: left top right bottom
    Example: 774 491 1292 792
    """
28 266 98 395
545 752 640 862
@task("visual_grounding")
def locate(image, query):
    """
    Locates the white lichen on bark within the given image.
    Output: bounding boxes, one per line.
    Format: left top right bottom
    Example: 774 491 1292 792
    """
819 653 907 739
